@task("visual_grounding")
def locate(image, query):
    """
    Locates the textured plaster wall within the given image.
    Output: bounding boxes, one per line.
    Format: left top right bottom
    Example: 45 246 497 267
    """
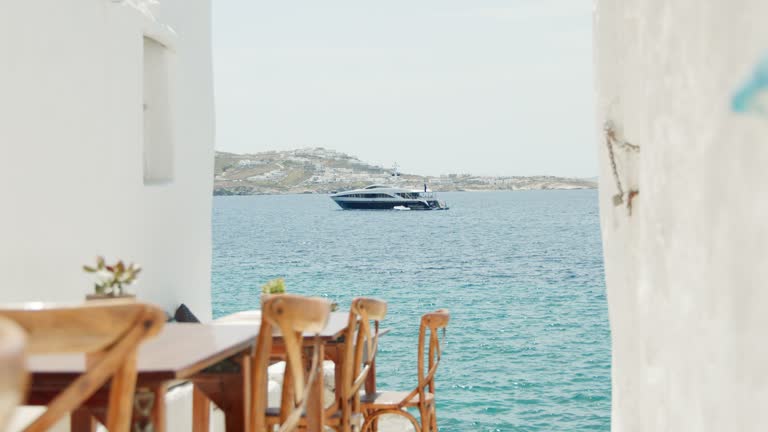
595 1 768 430
142 0 215 322
0 0 214 320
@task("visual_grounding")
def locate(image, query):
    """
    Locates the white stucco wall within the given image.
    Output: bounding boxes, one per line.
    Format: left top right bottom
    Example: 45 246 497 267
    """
595 1 768 430
0 0 214 320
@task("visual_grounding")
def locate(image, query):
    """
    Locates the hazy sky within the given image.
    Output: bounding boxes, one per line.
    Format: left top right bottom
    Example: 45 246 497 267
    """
212 1 595 177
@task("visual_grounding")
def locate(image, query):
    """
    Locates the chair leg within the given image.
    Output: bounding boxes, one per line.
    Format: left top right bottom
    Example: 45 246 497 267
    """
429 404 437 432
361 409 420 432
419 404 430 432
105 351 138 432
361 409 375 432
340 401 351 432
362 408 379 432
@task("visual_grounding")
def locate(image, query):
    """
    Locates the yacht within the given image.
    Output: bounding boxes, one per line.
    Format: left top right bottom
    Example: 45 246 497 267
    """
330 185 448 210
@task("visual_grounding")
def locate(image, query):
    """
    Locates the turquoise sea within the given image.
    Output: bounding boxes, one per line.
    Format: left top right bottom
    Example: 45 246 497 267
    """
212 190 610 431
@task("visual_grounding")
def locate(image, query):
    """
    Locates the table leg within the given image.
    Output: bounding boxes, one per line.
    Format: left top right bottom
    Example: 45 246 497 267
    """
335 357 343 400
329 344 343 402
151 385 167 432
225 404 245 431
70 408 96 432
193 385 211 432
193 354 252 432
306 343 325 432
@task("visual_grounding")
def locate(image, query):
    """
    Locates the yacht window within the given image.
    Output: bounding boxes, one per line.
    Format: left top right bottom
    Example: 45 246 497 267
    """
397 193 419 199
342 193 392 198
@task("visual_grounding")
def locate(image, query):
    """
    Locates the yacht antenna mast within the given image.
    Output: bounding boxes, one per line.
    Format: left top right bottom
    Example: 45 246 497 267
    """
391 163 400 183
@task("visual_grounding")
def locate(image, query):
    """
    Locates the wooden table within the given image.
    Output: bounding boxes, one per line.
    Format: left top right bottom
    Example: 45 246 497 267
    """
27 323 259 432
27 313 383 432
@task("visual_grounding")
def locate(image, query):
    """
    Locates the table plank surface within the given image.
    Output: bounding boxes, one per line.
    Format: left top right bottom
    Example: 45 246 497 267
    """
28 324 260 381
28 313 353 380
215 311 350 341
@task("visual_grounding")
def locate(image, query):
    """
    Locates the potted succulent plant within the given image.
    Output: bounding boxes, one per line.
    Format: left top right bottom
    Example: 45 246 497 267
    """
259 278 338 311
260 277 286 304
83 256 141 300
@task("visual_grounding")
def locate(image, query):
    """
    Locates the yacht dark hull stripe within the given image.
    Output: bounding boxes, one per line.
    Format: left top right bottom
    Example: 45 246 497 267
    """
333 200 441 210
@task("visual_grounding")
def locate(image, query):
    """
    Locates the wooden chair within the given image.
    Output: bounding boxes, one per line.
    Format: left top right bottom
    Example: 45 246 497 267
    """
251 294 331 432
0 317 27 430
360 309 450 432
329 298 387 432
249 297 385 432
0 301 165 432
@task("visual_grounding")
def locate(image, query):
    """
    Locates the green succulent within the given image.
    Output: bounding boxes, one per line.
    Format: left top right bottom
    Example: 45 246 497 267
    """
261 278 286 294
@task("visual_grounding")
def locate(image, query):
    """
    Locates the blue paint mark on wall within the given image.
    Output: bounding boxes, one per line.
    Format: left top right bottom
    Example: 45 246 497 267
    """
732 53 768 114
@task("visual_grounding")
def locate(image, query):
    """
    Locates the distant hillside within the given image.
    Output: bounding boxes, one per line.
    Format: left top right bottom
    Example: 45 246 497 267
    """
213 148 596 196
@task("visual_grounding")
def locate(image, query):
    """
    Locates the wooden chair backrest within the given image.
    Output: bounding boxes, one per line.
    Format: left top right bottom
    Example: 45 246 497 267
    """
396 309 450 410
0 317 27 431
0 301 165 432
336 298 386 427
418 309 449 396
251 294 331 432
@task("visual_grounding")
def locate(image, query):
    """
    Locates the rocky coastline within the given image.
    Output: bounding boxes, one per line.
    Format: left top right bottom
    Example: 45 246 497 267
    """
214 148 596 196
